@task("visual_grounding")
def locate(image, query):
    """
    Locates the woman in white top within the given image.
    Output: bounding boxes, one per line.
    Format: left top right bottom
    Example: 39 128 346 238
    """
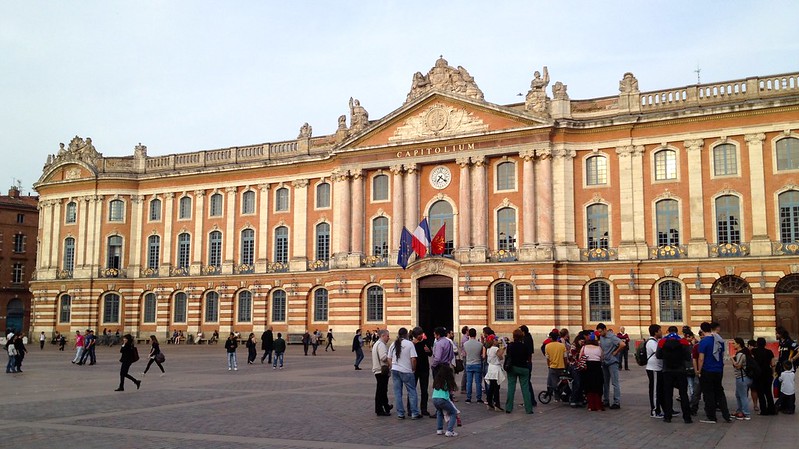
483 335 506 411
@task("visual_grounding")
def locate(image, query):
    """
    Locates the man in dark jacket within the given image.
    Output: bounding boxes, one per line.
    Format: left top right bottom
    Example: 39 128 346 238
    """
260 327 274 364
656 325 692 423
273 333 286 369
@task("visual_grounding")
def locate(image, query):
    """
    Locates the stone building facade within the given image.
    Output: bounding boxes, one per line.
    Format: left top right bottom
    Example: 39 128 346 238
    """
1 186 38 334
30 59 799 340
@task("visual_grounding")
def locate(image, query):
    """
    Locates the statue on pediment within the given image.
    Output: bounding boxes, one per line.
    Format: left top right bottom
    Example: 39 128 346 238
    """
619 72 639 94
349 97 369 133
298 122 312 139
525 66 551 116
44 135 103 171
405 56 484 104
552 81 569 100
134 142 147 159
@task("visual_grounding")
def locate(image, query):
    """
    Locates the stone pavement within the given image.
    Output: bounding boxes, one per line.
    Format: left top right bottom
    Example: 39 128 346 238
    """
1 343 796 449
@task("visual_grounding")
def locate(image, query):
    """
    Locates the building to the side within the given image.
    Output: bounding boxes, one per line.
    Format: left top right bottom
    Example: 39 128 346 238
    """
29 58 799 341
1 186 38 334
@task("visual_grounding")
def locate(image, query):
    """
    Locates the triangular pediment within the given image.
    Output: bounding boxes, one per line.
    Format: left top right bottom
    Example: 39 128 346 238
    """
339 91 550 150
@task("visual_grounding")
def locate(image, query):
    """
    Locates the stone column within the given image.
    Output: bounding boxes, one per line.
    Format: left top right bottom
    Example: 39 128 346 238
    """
616 146 636 258
454 157 472 263
518 149 537 261
404 163 419 230
349 169 365 267
161 193 174 275
535 148 554 258
90 196 104 273
685 139 709 257
223 187 237 274
129 195 145 278
331 170 351 268
390 165 405 264
75 196 90 270
630 145 647 257
256 184 270 272
38 201 52 271
290 179 309 271
746 133 771 255
470 155 488 262
191 190 205 275
551 147 578 260
50 200 62 273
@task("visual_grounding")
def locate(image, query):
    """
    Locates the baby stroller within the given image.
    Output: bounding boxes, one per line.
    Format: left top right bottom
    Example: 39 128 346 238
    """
538 372 573 404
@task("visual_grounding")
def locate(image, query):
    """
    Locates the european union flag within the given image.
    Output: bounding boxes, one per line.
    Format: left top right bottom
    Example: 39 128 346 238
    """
397 227 414 269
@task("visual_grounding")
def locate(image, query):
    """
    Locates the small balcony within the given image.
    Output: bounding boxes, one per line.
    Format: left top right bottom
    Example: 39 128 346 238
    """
99 267 126 278
710 242 750 258
169 266 189 277
57 269 73 279
580 247 618 261
488 248 518 263
361 255 389 267
650 244 687 259
774 241 799 256
234 263 255 274
201 265 221 275
307 259 330 271
141 267 159 278
267 261 289 273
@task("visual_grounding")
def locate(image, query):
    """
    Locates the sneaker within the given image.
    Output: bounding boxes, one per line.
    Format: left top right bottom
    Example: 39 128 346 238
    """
464 399 471 403
743 415 751 421
160 373 166 377
279 366 283 370
141 372 146 376
699 419 717 424
396 415 405 420
734 412 745 420
476 399 484 404
651 411 664 419
445 431 458 437
436 430 444 435
228 368 232 371
610 404 621 409
234 367 238 371
272 367 276 370
410 415 421 420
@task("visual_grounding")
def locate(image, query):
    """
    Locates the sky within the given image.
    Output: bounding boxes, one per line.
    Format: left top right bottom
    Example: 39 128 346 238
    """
2 1 797 195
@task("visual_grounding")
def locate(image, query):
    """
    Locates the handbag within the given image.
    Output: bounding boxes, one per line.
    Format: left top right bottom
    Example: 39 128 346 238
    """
575 354 588 372
502 343 513 372
454 358 464 374
380 364 390 376
155 352 166 364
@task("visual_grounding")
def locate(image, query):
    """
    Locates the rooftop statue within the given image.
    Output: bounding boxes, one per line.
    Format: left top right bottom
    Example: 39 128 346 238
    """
619 72 639 94
43 135 103 170
349 97 369 133
298 122 313 139
525 66 551 116
405 56 485 103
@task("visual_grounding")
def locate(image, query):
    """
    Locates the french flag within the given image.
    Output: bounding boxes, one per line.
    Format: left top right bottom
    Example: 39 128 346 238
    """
411 218 431 258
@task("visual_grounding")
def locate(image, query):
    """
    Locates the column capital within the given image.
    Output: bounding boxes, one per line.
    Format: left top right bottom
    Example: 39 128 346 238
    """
684 139 704 152
615 145 634 157
745 133 766 145
471 155 486 167
91 195 104 203
194 189 206 197
131 194 145 204
350 167 364 179
535 147 552 160
519 149 536 162
455 156 471 167
80 195 92 203
632 145 645 157
258 183 270 192
389 164 404 175
164 192 175 199
404 163 418 174
553 148 576 159
225 186 237 194
331 169 350 182
291 179 309 189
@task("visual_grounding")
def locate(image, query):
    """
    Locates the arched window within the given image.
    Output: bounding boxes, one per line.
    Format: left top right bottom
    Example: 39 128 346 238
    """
109 199 124 221
586 155 608 185
63 237 75 271
241 191 255 214
272 290 286 322
372 217 389 257
713 143 737 176
208 231 222 268
316 182 331 208
779 190 799 243
149 198 162 221
65 201 77 224
103 293 120 323
777 137 799 171
372 174 389 201
716 196 741 244
238 290 252 322
205 291 219 322
366 286 384 322
588 281 611 322
275 188 289 212
429 200 454 255
177 233 191 269
143 292 157 323
274 226 289 263
654 149 677 181
656 199 680 246
315 223 330 261
209 193 223 217
178 196 192 219
313 288 329 322
107 235 122 269
586 204 609 249
497 207 516 251
173 292 187 323
147 235 160 270
497 161 516 190
59 294 71 323
658 281 683 322
494 282 514 321
240 229 255 265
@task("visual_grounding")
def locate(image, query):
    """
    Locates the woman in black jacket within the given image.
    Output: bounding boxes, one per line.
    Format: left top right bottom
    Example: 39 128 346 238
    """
116 334 141 391
142 335 165 376
246 333 257 364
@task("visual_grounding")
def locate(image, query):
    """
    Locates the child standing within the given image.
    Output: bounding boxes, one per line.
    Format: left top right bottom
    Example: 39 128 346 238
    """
777 361 796 414
432 364 459 437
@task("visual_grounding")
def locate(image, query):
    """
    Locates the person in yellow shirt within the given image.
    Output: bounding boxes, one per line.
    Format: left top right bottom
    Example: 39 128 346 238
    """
545 330 568 399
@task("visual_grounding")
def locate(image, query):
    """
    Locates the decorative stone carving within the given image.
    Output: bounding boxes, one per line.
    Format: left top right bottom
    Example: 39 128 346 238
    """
194 190 205 197
134 143 147 158
389 164 404 175
350 168 364 179
726 266 735 276
65 168 82 179
615 145 634 157
684 139 704 152
331 169 350 182
44 135 103 171
745 133 766 144
535 147 552 159
298 123 312 139
525 66 550 116
664 268 673 277
455 156 471 167
619 72 639 93
291 179 309 189
349 97 369 133
552 81 569 100
388 103 489 143
471 155 486 167
404 163 418 174
553 148 576 159
258 183 270 192
405 56 485 103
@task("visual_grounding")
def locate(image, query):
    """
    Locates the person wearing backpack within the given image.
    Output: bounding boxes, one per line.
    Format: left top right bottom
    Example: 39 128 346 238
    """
645 324 665 418
731 337 753 420
656 326 692 423
116 334 141 392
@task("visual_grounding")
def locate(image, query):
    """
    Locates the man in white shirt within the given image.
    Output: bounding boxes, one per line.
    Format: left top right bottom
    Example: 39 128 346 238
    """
372 330 392 416
646 324 664 418
388 327 419 419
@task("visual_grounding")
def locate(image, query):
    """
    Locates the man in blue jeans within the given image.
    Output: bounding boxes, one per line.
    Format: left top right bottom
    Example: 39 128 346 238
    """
597 323 625 408
462 328 483 403
388 327 420 419
697 321 731 423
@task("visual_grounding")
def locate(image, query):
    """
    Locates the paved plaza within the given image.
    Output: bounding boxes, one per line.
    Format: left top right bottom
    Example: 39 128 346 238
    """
1 342 796 449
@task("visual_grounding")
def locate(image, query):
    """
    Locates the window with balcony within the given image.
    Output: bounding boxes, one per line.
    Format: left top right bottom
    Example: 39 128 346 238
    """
274 226 289 264
147 235 160 270
716 195 741 244
372 217 389 257
208 231 222 268
586 204 609 250
497 207 516 251
107 235 122 269
177 233 191 269
656 199 680 246
315 223 330 261
779 190 799 243
240 229 254 265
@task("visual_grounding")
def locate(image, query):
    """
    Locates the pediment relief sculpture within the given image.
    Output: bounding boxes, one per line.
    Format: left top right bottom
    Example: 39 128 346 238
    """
44 135 103 170
405 57 485 104
388 103 489 143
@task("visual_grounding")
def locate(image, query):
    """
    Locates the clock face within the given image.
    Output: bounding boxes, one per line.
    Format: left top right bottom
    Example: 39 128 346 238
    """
430 166 452 190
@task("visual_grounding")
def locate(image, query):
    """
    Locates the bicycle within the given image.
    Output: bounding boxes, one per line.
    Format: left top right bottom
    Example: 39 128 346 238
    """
538 373 573 404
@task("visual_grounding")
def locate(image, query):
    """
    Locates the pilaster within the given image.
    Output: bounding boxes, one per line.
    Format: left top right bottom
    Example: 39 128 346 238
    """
39 201 53 271
454 157 472 263
256 184 270 272
331 170 351 268
404 163 419 230
469 155 488 262
518 149 537 261
129 195 145 278
685 139 709 257
161 192 174 275
191 190 205 276
290 179 309 271
552 147 579 261
350 168 365 258
390 165 405 265
223 186 237 274
746 133 771 255
49 200 62 274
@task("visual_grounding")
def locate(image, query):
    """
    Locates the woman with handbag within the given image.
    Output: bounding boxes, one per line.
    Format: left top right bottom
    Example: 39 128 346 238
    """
142 335 165 376
582 332 605 411
483 335 506 411
569 334 587 407
504 329 534 414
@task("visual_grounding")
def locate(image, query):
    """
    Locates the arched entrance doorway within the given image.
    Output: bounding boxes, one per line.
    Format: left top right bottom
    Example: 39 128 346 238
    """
775 274 799 337
710 276 753 339
417 275 453 340
6 298 24 334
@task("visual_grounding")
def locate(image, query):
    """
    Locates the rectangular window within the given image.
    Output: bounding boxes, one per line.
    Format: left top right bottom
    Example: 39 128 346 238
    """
109 200 124 222
242 191 255 214
177 234 191 269
209 194 223 217
59 295 71 323
173 293 187 323
372 175 389 201
713 144 737 176
12 263 23 283
316 183 331 208
179 197 192 219
241 230 255 265
586 156 608 185
65 202 77 224
654 150 678 181
103 295 120 323
13 234 25 253
238 291 252 322
16 214 23 224
272 291 286 322
148 236 160 270
149 199 162 221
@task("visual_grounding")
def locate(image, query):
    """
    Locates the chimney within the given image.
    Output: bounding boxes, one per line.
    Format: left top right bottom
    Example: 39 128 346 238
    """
8 186 20 198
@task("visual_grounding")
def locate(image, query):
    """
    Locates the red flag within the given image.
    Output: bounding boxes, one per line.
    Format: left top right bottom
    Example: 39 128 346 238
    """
431 224 446 255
